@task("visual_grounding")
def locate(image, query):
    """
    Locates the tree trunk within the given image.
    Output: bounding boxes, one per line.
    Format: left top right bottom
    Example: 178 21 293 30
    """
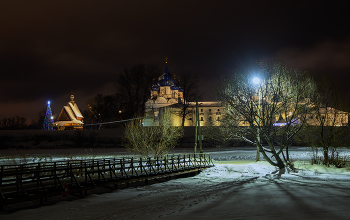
323 147 329 166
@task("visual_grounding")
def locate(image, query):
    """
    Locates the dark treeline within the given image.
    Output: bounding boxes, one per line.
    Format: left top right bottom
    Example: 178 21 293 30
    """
3 63 201 130
84 93 123 129
85 63 202 129
0 107 46 130
85 63 162 128
0 116 27 130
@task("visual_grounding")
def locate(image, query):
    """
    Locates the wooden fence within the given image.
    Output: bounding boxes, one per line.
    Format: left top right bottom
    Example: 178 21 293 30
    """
0 154 213 210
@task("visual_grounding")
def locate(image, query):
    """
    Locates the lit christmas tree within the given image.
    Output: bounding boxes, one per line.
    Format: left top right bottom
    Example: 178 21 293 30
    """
43 101 54 130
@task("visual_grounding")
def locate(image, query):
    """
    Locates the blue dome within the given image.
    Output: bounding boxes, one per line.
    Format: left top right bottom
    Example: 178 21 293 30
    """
170 78 179 90
155 63 183 90
164 64 169 74
159 72 175 86
171 85 179 90
151 85 159 91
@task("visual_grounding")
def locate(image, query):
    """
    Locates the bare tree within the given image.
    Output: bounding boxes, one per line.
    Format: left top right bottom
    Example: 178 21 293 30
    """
123 108 184 156
299 77 350 167
86 93 121 128
0 116 27 130
216 62 317 173
174 72 202 126
117 64 161 119
28 108 46 129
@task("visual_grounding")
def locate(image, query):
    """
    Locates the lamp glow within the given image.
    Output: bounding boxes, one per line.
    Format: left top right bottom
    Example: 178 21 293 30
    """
48 101 51 105
252 77 261 85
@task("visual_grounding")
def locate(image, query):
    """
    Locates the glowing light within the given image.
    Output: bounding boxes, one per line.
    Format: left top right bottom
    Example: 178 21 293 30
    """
252 77 261 85
48 101 51 105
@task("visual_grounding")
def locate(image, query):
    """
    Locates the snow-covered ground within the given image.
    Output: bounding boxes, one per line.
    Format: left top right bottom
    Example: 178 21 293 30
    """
1 147 350 220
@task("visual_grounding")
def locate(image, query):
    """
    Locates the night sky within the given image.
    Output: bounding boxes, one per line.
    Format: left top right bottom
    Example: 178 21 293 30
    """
1 1 349 122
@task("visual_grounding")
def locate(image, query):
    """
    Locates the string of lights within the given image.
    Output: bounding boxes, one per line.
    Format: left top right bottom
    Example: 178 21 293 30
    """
83 117 144 126
43 101 54 130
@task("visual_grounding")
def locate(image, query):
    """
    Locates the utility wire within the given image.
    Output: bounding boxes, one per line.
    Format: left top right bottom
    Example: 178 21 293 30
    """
83 117 144 126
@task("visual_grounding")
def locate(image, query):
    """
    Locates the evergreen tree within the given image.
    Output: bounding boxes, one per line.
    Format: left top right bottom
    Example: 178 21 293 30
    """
43 101 54 130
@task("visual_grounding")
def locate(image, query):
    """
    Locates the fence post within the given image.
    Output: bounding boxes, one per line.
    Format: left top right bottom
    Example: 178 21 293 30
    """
171 155 174 171
109 160 112 179
183 155 185 170
139 157 143 175
70 163 73 185
0 165 3 187
84 162 88 183
97 161 100 181
15 167 19 193
37 163 40 190
131 157 134 176
53 162 57 188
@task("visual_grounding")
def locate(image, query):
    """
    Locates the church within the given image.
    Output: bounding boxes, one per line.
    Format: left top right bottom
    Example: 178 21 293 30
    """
54 94 84 130
144 61 348 128
143 61 224 127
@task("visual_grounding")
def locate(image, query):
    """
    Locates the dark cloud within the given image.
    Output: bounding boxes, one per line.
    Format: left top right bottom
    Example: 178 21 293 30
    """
276 39 350 72
0 0 350 121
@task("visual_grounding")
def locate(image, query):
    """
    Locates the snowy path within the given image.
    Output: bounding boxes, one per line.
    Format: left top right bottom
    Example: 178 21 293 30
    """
3 162 350 220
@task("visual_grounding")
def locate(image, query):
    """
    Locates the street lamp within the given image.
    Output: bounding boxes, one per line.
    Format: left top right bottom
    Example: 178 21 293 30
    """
252 77 261 161
252 77 261 85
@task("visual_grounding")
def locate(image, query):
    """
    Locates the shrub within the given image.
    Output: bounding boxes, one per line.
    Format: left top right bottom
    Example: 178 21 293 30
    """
123 108 183 156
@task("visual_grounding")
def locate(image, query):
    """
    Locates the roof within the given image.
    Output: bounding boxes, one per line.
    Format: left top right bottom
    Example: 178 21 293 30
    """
164 64 169 74
56 95 84 126
156 64 182 90
68 102 83 118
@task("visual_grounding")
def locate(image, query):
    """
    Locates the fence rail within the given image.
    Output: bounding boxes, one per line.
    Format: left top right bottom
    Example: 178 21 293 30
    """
0 153 213 210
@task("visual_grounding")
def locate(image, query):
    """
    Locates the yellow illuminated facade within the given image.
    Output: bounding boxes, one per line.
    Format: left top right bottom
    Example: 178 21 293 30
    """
144 62 348 127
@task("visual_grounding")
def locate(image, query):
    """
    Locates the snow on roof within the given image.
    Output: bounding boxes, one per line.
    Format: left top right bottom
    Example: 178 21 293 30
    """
63 106 76 121
56 95 84 126
68 102 84 118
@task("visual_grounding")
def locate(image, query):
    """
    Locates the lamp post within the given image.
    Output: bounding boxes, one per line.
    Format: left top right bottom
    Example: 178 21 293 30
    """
252 77 261 161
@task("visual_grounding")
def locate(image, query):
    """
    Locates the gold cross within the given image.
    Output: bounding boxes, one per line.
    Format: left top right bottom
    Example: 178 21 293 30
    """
165 57 168 64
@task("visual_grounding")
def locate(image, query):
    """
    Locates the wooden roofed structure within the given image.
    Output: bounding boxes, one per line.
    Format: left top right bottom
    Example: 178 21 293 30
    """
55 94 84 130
